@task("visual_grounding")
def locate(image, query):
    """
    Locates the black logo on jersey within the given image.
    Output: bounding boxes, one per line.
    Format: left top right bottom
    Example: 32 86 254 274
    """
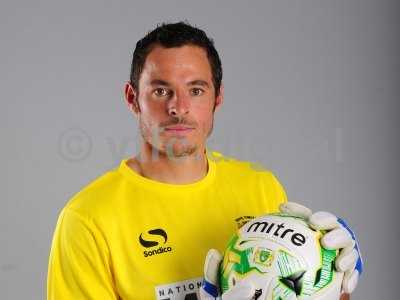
139 228 172 258
139 228 168 247
235 215 255 229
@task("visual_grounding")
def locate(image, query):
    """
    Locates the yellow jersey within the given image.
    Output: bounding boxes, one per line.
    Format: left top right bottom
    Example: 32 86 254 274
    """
47 150 287 300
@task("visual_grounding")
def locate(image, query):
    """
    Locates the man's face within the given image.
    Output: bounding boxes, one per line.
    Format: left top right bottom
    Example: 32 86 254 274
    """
127 45 223 159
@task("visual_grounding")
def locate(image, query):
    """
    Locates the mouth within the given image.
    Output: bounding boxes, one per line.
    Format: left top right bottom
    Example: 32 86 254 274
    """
163 126 194 134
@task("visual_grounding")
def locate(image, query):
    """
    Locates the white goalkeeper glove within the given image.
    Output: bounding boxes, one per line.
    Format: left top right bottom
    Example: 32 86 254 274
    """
279 202 364 295
199 249 256 300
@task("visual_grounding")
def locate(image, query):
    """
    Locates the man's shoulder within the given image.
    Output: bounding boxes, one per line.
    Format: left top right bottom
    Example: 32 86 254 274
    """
209 150 280 184
209 150 274 176
209 150 287 203
63 164 124 218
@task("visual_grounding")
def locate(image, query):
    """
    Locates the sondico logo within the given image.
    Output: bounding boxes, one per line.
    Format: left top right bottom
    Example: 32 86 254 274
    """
139 228 172 257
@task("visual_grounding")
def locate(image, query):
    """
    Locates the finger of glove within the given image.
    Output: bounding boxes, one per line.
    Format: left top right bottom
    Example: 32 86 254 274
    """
279 202 313 219
309 211 340 230
221 280 255 300
342 269 359 294
204 249 222 285
321 228 355 250
336 246 358 272
338 218 364 275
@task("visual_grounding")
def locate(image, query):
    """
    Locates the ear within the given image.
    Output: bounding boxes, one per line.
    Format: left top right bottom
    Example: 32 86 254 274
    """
214 84 224 113
124 82 140 116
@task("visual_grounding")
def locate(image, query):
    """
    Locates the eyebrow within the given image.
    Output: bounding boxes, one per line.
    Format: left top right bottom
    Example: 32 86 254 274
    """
149 79 210 88
150 79 170 86
187 80 210 88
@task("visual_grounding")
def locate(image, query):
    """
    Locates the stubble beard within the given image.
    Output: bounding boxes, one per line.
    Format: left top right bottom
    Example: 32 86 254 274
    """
138 116 215 161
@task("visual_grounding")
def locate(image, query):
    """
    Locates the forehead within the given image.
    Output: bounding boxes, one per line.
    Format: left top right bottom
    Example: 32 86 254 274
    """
141 45 212 83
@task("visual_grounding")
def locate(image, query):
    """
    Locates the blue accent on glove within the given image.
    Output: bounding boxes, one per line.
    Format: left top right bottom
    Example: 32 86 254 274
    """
338 217 364 274
202 279 219 297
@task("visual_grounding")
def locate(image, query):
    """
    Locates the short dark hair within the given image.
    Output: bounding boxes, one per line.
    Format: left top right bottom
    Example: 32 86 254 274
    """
130 21 223 96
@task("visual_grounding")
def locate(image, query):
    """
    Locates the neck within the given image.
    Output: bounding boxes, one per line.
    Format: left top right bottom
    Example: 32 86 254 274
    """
127 143 209 185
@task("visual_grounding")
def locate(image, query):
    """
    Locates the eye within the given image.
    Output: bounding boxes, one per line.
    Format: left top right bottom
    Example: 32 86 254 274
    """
154 88 171 97
190 88 204 96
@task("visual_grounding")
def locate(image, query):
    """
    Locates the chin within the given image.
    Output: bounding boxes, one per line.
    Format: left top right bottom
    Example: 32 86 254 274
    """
158 141 198 159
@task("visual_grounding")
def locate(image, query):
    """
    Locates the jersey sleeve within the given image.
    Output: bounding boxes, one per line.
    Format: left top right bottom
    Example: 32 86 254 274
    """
258 170 288 213
47 208 118 300
270 172 288 204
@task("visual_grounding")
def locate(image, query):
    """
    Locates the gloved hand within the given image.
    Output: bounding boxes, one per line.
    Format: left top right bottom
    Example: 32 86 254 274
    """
199 249 256 300
279 202 363 295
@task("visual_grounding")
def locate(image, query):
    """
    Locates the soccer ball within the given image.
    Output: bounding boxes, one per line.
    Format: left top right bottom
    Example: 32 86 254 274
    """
219 213 343 300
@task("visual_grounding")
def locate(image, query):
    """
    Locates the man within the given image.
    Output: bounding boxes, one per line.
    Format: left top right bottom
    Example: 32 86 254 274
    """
47 22 361 300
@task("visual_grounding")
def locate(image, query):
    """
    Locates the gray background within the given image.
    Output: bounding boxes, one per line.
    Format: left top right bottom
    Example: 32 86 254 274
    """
1 0 398 299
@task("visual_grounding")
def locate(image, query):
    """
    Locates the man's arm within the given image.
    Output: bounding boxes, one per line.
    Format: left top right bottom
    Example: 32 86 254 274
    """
47 208 117 299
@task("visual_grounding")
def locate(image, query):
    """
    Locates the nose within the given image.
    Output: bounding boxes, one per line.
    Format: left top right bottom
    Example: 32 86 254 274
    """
167 91 190 118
